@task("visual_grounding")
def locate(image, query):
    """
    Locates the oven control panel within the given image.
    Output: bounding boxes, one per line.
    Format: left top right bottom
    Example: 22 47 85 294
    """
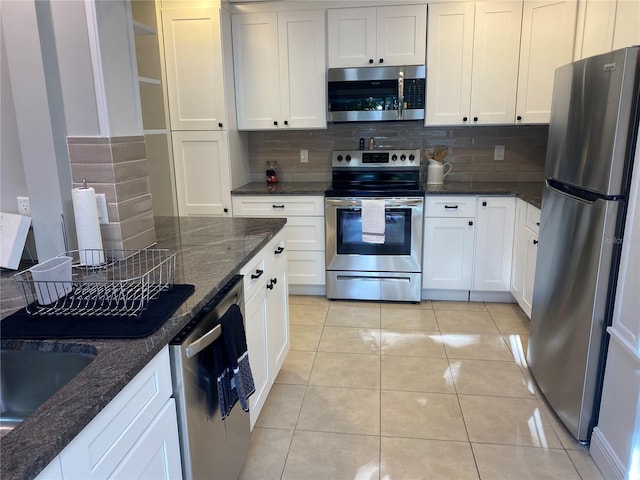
332 150 421 168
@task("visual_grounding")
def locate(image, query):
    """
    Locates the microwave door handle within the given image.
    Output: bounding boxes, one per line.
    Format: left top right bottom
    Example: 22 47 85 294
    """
397 70 404 119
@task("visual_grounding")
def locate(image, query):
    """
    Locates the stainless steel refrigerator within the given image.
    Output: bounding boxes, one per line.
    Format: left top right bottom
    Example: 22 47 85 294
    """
529 46 640 443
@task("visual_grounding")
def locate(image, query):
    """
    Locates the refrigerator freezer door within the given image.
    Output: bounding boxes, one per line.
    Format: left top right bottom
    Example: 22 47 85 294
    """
545 46 639 196
529 182 620 441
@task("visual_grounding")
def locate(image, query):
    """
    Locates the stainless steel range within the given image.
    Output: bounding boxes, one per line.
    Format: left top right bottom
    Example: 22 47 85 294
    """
325 149 424 302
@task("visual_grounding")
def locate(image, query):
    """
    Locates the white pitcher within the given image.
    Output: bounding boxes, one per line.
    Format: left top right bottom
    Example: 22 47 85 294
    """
427 159 452 185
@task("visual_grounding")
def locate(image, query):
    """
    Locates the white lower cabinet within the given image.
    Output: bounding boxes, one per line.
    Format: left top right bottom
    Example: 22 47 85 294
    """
232 195 325 289
473 196 516 292
38 347 182 480
240 229 289 429
423 195 516 300
511 198 540 317
422 196 476 291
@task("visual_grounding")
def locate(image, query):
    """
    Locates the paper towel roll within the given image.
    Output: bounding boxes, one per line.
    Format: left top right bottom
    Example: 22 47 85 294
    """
72 187 105 266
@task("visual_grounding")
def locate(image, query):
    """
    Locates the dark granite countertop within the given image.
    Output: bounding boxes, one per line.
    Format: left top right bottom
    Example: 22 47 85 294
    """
0 216 286 480
232 181 543 208
423 181 544 208
232 181 330 195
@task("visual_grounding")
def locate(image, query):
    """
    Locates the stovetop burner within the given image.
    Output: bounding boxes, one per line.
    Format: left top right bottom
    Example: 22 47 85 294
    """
326 149 424 197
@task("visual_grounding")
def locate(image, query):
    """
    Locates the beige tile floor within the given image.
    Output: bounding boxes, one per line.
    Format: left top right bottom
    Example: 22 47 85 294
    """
239 296 605 480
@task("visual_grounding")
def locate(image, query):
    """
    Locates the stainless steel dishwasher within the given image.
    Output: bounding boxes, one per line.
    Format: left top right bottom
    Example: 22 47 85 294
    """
169 275 250 480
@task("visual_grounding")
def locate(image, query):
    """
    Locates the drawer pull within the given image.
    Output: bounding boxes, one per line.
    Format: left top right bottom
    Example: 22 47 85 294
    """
536 222 540 226
251 269 264 279
468 221 474 226
266 278 277 290
272 204 285 209
444 205 459 209
274 246 284 255
533 240 539 245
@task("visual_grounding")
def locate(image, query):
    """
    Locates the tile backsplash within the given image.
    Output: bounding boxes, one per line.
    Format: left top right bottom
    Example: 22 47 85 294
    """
247 123 548 183
67 136 156 251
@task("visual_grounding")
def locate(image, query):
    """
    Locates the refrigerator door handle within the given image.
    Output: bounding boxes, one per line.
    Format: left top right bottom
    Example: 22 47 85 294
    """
546 179 597 205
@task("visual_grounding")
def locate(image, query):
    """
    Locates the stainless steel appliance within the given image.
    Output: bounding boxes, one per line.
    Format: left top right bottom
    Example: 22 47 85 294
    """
169 275 250 479
325 149 424 302
328 65 425 122
529 46 640 443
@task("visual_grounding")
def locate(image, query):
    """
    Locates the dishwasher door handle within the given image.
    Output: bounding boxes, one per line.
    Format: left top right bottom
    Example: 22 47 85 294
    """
185 324 222 359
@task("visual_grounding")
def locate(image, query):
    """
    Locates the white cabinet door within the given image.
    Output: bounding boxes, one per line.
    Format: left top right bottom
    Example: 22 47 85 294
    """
171 130 231 216
244 281 269 430
232 13 281 130
473 197 516 291
110 399 182 480
328 5 426 68
574 0 617 60
511 199 527 304
287 250 325 286
612 0 640 51
521 226 538 317
162 7 226 130
376 4 427 66
59 348 177 479
266 256 289 377
516 0 578 124
278 10 326 129
470 1 522 125
423 217 476 290
327 7 377 67
425 2 474 126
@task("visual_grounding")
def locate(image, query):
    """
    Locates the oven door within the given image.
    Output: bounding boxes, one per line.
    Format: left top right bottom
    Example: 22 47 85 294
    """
325 197 424 273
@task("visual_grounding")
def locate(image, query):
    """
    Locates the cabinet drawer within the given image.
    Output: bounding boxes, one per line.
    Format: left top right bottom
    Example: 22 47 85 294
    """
232 195 324 217
286 217 325 251
525 203 541 234
425 196 477 217
287 250 325 285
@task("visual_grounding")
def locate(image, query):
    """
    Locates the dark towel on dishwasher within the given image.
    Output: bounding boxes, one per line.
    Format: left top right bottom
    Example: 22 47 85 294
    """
219 304 255 417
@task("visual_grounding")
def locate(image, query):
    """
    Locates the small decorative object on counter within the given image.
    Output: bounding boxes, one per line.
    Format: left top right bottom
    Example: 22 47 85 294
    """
369 137 375 150
359 138 365 150
266 161 280 184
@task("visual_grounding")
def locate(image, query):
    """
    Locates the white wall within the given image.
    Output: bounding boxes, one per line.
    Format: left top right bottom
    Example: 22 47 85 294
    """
0 29 28 214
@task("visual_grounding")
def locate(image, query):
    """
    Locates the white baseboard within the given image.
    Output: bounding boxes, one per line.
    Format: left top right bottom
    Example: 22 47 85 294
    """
590 427 625 480
288 284 325 296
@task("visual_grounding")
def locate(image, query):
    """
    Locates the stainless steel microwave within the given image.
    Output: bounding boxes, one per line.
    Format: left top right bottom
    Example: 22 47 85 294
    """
327 65 425 122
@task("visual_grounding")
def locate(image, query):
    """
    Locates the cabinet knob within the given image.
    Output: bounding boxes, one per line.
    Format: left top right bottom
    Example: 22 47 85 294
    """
284 120 288 126
251 269 264 279
267 281 274 290
274 246 284 255
473 117 478 122
516 116 522 121
536 222 540 226
533 239 539 245
369 59 374 64
218 122 223 128
482 201 487 207
223 208 228 213
463 117 468 122
379 58 384 63
468 221 474 226
271 277 277 285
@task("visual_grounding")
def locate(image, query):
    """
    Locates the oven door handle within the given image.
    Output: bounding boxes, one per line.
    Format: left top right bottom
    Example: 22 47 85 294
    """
325 198 423 208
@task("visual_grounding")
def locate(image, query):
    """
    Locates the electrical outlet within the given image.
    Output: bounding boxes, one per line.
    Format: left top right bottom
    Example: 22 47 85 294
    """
494 145 505 161
17 196 31 216
300 149 309 163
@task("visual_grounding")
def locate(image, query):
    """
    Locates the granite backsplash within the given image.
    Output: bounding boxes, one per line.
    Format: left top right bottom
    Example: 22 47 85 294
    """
247 123 548 184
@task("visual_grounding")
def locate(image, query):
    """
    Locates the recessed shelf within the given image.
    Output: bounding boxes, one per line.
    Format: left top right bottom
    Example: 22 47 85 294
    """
133 20 156 36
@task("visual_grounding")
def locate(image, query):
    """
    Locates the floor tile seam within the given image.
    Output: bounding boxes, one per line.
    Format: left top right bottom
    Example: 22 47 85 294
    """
291 427 382 440
469 440 570 451
564 449 597 479
378 434 473 446
306 384 381 394
380 353 449 360
380 388 459 397
456 392 542 401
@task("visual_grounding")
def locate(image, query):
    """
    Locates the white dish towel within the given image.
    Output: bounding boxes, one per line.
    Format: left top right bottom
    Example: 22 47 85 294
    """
361 199 386 244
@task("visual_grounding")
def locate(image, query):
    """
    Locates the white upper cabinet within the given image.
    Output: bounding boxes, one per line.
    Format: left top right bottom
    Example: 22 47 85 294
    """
574 0 640 60
516 1 578 124
328 4 426 68
425 1 522 126
162 7 227 130
233 10 326 130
